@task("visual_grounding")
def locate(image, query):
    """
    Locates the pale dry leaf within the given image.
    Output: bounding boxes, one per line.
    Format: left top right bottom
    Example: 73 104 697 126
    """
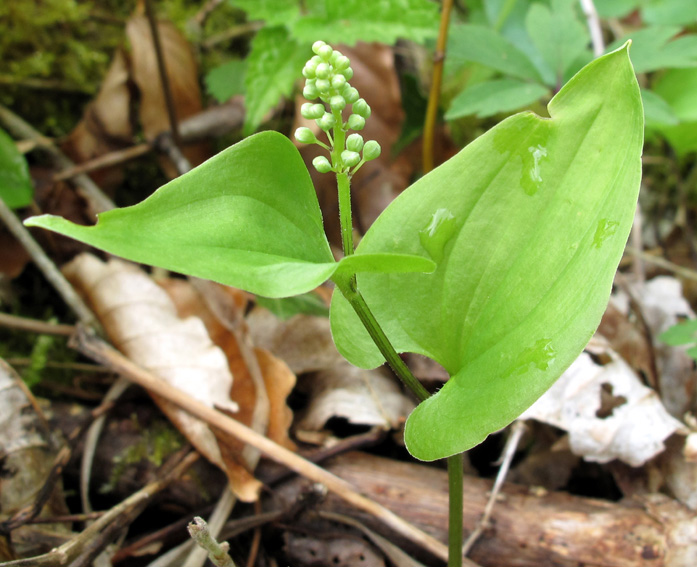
521 336 685 466
611 276 697 417
661 435 697 510
247 307 415 431
62 253 248 495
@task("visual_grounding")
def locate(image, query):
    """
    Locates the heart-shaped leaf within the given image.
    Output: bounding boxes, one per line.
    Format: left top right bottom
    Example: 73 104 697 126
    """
25 131 433 298
330 44 643 461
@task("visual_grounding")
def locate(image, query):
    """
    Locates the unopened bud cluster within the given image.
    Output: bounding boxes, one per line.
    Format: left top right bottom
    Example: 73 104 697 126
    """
294 41 381 174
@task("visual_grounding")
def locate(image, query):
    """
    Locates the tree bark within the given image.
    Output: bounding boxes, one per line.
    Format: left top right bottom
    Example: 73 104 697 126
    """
275 452 697 567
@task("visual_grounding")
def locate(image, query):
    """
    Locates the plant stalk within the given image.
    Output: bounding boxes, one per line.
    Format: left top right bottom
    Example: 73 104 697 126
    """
447 454 464 567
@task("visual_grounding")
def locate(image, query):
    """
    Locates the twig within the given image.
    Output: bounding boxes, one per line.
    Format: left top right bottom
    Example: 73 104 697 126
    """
422 0 455 173
624 247 697 282
579 0 604 57
182 489 236 567
72 327 452 563
143 0 182 148
0 198 99 329
0 104 115 214
462 420 526 556
188 517 237 567
53 143 151 181
0 451 199 567
0 312 75 336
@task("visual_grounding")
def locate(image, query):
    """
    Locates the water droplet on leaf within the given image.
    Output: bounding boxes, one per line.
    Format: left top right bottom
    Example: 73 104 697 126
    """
593 218 619 249
521 144 548 196
419 208 456 263
511 338 556 376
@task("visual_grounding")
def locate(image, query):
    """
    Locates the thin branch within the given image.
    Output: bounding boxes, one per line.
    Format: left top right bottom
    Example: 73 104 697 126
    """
462 420 526 556
0 312 75 336
0 104 115 214
0 198 99 329
187 517 237 567
579 0 604 57
72 328 452 563
422 0 455 173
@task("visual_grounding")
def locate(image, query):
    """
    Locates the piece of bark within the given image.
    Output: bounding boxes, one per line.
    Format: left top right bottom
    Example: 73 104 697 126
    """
275 452 697 567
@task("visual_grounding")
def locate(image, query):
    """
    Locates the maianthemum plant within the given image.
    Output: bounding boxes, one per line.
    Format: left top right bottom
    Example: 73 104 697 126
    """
26 40 643 566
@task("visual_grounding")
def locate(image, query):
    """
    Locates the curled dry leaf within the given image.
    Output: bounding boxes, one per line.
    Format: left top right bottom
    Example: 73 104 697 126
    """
61 253 267 501
247 308 415 433
521 336 685 466
159 279 297 499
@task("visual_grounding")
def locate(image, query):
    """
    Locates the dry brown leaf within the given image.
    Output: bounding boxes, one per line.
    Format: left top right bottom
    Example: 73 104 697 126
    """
126 14 210 174
61 254 266 501
159 279 297 500
247 307 415 433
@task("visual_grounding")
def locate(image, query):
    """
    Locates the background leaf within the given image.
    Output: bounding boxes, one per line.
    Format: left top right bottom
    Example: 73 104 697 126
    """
0 127 33 209
650 67 697 155
205 59 246 103
243 27 306 135
609 26 697 73
447 23 542 82
331 45 643 460
446 78 549 119
290 0 440 45
524 0 590 85
229 0 301 26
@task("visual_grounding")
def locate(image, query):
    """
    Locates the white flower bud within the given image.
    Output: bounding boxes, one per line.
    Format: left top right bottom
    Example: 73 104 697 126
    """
312 41 327 55
329 95 346 111
352 98 371 118
315 78 331 93
343 86 359 104
346 133 364 152
331 74 347 90
313 156 332 173
363 140 381 161
347 114 365 131
334 55 351 71
341 150 361 168
318 44 333 60
342 66 354 80
301 103 325 119
295 127 317 144
315 62 331 80
330 50 344 65
303 82 319 100
316 112 336 131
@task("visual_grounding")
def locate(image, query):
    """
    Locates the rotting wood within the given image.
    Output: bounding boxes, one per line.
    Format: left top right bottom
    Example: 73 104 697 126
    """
275 452 697 567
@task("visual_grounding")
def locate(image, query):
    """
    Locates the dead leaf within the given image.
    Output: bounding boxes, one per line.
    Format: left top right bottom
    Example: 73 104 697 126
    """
61 253 267 501
0 359 71 559
126 14 210 174
247 307 415 433
521 336 686 466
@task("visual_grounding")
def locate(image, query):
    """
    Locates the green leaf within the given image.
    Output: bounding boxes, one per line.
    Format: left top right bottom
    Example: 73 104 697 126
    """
447 24 542 82
595 0 643 18
643 0 697 26
641 88 679 126
26 132 335 298
256 292 330 320
25 132 434 298
659 319 697 347
608 26 697 73
291 0 439 46
651 68 697 154
0 127 33 209
446 79 549 119
205 59 247 103
229 0 301 26
330 44 643 460
243 27 307 135
525 0 590 85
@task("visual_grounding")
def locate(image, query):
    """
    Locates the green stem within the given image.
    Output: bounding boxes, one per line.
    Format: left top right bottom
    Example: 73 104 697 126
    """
447 454 464 567
337 171 354 257
333 275 430 402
